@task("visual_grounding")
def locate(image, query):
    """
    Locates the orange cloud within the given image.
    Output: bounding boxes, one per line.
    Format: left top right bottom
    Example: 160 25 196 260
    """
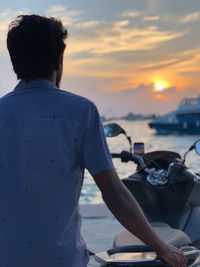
143 16 160 21
180 12 200 24
121 10 143 18
46 5 82 26
153 94 170 101
69 24 185 55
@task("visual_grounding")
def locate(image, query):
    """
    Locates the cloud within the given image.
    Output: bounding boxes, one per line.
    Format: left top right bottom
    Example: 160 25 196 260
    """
173 48 200 79
46 5 82 26
180 12 200 24
143 16 160 21
75 20 103 29
136 46 200 74
114 20 129 27
0 9 29 20
46 5 66 13
122 85 145 94
69 23 185 55
138 51 192 71
121 10 143 18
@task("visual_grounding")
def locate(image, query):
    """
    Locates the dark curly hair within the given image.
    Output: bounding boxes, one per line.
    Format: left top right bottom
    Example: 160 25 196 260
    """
7 15 68 81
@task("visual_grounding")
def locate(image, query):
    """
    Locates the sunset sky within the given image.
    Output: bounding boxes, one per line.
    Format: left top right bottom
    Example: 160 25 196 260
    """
0 0 200 116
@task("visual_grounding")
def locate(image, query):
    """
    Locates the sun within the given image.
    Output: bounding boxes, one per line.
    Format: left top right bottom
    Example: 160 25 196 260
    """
155 82 164 91
154 81 169 92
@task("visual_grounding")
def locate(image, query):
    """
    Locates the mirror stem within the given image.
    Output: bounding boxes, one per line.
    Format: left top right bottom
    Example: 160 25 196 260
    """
183 145 195 164
127 135 132 153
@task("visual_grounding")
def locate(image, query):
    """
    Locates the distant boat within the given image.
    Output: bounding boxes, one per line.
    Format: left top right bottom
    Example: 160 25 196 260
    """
149 96 200 134
120 112 156 121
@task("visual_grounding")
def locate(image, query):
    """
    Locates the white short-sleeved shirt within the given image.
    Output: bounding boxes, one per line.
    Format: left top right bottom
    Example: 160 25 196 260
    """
0 79 114 267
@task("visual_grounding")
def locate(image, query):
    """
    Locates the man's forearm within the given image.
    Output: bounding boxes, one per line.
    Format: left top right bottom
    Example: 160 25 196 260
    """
100 173 167 254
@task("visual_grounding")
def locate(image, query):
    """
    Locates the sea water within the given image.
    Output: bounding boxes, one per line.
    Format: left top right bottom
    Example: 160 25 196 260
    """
81 119 200 266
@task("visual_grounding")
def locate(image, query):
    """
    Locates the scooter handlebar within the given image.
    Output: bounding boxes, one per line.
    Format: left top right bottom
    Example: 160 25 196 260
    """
111 151 200 184
181 168 200 183
111 153 121 158
111 151 133 162
111 151 145 166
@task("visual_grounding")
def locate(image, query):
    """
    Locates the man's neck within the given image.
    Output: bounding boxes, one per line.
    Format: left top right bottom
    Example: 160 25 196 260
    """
46 72 57 86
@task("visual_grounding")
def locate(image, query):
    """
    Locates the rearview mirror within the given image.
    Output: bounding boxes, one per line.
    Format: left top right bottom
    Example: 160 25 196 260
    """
195 140 200 155
103 123 126 137
183 139 200 163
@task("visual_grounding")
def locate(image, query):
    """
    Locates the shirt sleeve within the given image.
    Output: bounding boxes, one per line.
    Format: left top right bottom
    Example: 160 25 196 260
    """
81 102 115 176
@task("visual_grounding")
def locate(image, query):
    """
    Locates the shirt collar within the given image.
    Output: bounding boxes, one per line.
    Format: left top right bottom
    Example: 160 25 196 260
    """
13 79 58 92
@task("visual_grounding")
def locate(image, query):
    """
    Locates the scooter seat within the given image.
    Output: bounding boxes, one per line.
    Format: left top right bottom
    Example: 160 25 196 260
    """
113 224 192 253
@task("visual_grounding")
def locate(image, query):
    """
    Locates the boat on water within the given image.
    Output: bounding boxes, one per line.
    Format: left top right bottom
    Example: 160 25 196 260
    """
149 96 200 134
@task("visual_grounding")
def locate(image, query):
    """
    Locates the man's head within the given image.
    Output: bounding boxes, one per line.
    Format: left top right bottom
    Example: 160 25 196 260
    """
7 15 68 87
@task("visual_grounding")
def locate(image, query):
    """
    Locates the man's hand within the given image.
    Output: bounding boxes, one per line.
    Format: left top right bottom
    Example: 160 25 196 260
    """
93 169 188 267
156 244 188 267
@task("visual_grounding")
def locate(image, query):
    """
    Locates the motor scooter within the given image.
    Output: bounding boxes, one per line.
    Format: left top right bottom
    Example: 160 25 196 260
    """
95 123 200 267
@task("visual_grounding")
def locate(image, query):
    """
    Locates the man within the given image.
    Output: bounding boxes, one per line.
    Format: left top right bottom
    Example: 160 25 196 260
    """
0 15 187 267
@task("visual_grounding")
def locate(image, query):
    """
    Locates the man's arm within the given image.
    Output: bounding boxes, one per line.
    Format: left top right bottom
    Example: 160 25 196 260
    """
93 168 187 267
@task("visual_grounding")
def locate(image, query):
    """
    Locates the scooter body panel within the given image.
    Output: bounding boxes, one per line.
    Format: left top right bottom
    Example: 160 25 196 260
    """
122 177 196 230
185 207 200 243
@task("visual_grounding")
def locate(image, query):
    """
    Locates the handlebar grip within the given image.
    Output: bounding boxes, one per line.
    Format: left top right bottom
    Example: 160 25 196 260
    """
111 151 133 163
181 168 200 183
111 153 121 158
